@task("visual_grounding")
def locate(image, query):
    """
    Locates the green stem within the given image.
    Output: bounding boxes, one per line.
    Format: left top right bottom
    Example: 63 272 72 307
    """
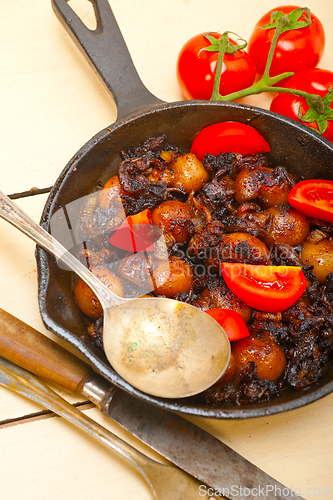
211 14 301 103
208 10 327 120
217 72 294 102
210 36 229 100
219 84 325 113
260 14 286 80
267 87 326 113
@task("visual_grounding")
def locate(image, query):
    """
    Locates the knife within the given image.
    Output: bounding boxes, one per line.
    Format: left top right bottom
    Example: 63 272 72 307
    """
0 308 300 500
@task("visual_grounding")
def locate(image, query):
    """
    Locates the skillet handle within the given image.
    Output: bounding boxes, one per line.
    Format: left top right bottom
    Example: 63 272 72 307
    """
51 0 165 120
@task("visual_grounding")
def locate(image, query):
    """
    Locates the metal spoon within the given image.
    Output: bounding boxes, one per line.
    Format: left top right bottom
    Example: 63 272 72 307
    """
0 356 222 500
0 190 230 398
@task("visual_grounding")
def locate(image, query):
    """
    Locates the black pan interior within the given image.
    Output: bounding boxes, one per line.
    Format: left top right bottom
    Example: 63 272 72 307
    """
37 100 333 418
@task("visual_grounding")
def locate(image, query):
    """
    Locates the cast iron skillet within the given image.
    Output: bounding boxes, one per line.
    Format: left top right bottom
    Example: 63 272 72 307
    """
37 0 333 418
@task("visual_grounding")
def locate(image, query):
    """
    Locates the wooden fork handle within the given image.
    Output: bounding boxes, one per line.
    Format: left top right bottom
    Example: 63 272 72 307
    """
0 308 93 394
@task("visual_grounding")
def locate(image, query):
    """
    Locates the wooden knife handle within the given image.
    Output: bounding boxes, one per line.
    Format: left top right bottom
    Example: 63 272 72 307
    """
0 308 93 394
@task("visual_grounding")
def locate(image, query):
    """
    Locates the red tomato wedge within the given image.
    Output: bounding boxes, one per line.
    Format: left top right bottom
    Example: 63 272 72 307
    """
221 263 307 312
109 209 161 252
190 122 270 160
205 308 250 342
288 179 333 223
129 208 152 226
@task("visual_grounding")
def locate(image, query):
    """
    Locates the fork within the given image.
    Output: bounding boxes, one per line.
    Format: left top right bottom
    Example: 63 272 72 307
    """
0 356 221 500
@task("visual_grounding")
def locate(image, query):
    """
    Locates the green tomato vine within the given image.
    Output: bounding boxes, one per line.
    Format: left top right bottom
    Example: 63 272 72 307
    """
209 7 331 135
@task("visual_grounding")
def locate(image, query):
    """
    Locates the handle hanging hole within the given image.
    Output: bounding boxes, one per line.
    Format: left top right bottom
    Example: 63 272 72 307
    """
68 0 97 30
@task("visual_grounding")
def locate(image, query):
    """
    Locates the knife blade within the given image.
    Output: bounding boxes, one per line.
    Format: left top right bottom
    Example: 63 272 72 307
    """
0 308 300 500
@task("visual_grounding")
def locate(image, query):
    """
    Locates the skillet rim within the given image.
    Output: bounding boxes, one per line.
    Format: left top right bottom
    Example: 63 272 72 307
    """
36 99 333 418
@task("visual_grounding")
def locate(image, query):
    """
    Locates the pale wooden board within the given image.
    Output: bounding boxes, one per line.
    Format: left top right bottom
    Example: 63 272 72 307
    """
0 407 152 500
0 0 333 499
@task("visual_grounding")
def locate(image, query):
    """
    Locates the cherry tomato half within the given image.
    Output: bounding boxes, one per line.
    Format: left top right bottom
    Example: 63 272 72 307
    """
221 263 307 312
190 122 270 160
177 32 256 100
270 68 333 142
248 6 325 78
205 308 250 342
288 179 333 223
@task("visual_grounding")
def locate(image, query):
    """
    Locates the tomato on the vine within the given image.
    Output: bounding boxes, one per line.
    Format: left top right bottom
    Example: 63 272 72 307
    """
288 179 333 223
205 308 250 342
221 263 307 312
190 121 270 160
270 68 333 141
177 32 256 100
248 6 325 78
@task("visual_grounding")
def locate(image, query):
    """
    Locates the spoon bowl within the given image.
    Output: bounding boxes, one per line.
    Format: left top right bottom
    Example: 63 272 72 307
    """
105 297 230 398
0 189 230 398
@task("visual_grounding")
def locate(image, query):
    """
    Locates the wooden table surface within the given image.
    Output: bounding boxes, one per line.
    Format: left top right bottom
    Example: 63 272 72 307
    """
0 1 332 499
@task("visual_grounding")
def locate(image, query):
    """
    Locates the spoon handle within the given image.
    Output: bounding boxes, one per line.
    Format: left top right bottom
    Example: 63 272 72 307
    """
0 355 157 493
0 190 123 307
